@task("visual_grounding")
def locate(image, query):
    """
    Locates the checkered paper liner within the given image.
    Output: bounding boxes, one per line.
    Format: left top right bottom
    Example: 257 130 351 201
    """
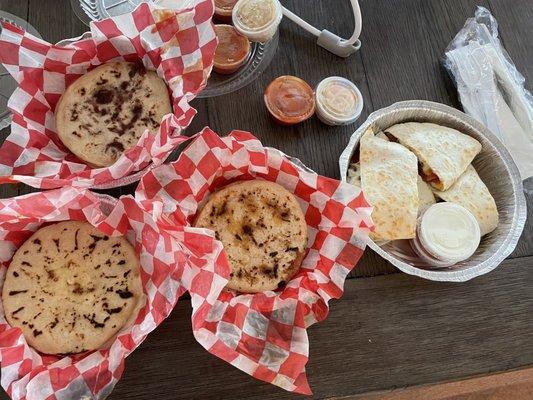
0 0 216 189
0 186 228 399
136 128 374 394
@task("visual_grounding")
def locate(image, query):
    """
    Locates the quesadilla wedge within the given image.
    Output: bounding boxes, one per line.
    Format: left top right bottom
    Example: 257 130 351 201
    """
384 122 482 191
417 175 436 213
432 165 499 236
360 128 419 242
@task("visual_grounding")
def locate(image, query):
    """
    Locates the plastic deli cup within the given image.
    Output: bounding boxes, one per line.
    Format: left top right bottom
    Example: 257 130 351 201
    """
264 75 316 125
214 0 239 22
315 76 363 125
232 0 283 42
213 24 251 74
411 202 481 268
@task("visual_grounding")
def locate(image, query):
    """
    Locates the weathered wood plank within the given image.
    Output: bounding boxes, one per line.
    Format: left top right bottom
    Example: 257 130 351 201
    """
351 367 533 399
0 0 28 19
91 255 533 400
358 0 490 110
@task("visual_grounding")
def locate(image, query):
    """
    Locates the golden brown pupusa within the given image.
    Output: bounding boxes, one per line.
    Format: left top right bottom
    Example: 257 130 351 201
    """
194 180 308 293
55 62 172 167
3 221 142 355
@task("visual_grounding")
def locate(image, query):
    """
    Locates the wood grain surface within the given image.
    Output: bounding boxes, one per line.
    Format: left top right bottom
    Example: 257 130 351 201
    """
0 0 532 398
62 255 533 399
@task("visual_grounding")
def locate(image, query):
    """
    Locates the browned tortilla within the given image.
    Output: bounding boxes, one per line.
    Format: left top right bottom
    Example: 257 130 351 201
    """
3 221 141 354
55 62 172 167
194 180 308 293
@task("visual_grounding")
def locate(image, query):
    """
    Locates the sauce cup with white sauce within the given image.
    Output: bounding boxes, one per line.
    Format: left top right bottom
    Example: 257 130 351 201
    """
315 76 363 125
232 0 283 42
411 202 481 268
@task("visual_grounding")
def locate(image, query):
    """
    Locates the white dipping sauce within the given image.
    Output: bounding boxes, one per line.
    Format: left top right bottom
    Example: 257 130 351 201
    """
417 202 481 264
319 81 358 117
315 76 363 125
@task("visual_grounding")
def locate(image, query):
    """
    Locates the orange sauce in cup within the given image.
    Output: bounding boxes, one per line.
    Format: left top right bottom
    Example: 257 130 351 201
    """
213 25 251 75
214 0 238 22
264 76 315 125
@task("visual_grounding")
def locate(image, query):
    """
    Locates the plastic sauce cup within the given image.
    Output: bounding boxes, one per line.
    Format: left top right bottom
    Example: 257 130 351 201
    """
264 75 316 125
411 202 481 268
214 0 239 22
232 0 283 43
213 24 251 75
315 76 363 125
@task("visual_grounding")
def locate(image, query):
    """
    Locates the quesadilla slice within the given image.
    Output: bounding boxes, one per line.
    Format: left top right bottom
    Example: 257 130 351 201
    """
360 128 419 242
384 122 482 191
417 175 436 213
432 165 499 236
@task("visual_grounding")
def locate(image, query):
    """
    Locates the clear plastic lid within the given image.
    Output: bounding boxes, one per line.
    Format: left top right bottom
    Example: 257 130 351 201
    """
417 202 481 264
72 0 144 23
71 0 279 98
232 0 283 43
200 33 278 98
315 76 363 126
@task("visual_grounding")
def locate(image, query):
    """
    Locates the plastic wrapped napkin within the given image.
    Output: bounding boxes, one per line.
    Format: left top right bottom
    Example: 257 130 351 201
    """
444 7 533 181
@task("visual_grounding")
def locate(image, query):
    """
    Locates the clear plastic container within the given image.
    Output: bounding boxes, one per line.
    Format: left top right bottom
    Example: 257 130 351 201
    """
214 0 239 23
315 76 363 126
232 0 283 43
70 0 279 98
199 32 278 98
410 203 481 268
72 0 144 22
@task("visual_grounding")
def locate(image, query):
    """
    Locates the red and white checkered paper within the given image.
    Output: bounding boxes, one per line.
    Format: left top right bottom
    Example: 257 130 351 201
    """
0 0 217 189
0 186 228 399
136 128 374 394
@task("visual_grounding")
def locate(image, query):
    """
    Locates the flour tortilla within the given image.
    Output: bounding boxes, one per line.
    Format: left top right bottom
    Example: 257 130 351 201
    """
360 128 419 241
417 175 436 213
347 132 390 188
385 122 482 191
432 165 499 236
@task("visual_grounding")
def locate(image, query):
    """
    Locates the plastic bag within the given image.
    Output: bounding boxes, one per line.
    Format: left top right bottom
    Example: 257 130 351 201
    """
444 6 533 181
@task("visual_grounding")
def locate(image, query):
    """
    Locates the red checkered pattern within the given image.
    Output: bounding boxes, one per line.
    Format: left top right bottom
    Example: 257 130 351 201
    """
0 0 216 189
136 128 374 394
0 186 228 399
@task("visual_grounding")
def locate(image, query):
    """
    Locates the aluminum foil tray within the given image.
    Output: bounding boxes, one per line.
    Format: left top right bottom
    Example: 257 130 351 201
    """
339 100 527 282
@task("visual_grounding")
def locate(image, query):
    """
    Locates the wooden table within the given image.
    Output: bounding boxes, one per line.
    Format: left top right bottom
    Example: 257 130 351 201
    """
1 0 533 399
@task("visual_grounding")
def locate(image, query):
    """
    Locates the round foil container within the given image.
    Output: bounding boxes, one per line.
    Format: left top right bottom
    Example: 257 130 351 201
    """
0 12 42 130
339 100 527 282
